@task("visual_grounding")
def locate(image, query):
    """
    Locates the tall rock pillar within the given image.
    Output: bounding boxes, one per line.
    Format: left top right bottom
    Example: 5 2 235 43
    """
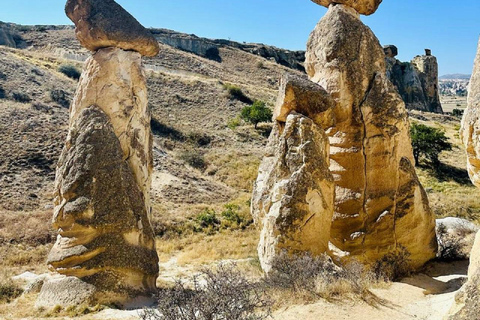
37 0 160 308
305 2 437 269
448 38 480 320
412 49 443 113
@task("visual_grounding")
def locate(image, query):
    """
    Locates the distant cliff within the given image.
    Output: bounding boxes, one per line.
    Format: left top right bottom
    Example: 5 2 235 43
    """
150 28 305 72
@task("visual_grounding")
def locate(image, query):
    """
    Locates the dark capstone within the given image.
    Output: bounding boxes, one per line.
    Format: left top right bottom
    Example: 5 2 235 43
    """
383 45 398 58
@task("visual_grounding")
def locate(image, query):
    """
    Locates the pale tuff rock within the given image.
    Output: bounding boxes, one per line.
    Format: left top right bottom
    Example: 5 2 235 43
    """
65 0 159 56
448 38 480 320
36 276 96 309
411 50 443 113
48 105 158 304
461 39 480 189
273 73 335 129
42 0 159 307
310 0 382 15
252 113 334 273
252 73 335 272
305 4 437 269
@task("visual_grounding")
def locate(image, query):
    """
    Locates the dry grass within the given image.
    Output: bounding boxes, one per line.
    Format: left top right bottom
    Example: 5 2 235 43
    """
205 150 261 192
156 227 258 266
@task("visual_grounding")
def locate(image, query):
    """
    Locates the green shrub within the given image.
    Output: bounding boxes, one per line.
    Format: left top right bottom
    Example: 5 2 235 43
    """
227 116 241 130
58 64 81 80
223 84 252 103
452 109 464 117
410 122 452 166
240 100 273 129
196 208 219 229
186 131 211 147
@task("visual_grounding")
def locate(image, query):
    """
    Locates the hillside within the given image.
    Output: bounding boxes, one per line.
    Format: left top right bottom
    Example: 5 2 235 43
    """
0 23 479 320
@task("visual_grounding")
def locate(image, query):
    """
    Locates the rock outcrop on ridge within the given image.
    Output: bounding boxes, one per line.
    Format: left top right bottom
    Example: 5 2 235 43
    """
385 48 443 113
448 38 480 320
305 4 437 269
38 0 159 308
252 74 335 273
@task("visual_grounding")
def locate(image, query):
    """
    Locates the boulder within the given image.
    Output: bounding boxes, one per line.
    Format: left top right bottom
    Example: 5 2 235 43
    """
310 0 382 15
36 276 96 309
252 113 334 273
305 4 437 270
65 0 159 56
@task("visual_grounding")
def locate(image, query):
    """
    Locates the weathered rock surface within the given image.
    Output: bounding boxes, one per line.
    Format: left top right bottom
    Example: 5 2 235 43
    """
383 45 398 58
385 48 443 113
252 74 335 273
0 23 26 49
411 50 443 113
310 0 382 15
448 38 480 320
461 39 480 188
36 276 96 309
253 114 334 273
65 0 159 56
305 4 437 269
48 104 158 304
436 217 478 260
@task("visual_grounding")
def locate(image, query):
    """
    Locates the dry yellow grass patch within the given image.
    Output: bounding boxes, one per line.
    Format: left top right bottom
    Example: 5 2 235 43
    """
156 227 259 266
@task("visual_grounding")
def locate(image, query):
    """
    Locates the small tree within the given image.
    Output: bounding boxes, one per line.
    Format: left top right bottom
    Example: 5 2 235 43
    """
240 100 272 129
410 122 452 166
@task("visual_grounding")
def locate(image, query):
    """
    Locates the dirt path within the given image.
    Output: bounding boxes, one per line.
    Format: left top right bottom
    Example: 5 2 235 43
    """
274 260 468 320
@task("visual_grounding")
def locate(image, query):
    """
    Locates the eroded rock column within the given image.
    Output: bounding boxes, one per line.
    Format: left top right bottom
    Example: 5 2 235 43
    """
448 38 480 320
252 74 335 272
37 0 160 308
305 2 437 269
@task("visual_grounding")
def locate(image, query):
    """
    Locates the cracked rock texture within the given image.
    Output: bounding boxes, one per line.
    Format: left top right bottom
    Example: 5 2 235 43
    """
305 4 437 269
252 74 334 272
65 0 159 56
449 38 480 320
411 53 443 113
47 104 158 305
310 0 382 15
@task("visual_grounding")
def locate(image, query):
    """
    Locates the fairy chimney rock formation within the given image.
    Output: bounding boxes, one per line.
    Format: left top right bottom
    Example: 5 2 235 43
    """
411 50 443 113
310 0 382 15
305 3 437 269
65 0 159 56
448 38 480 319
252 73 335 273
38 0 159 309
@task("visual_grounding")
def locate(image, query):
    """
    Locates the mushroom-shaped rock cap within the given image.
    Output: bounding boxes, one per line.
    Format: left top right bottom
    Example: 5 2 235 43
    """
66 0 160 57
310 0 383 15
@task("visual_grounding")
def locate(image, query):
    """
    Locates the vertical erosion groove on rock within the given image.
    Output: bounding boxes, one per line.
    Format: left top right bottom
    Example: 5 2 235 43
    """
448 37 480 320
39 0 159 308
304 4 437 269
252 73 335 273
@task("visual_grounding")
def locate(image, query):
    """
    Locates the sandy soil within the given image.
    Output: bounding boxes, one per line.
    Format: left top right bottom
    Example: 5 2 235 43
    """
274 260 468 320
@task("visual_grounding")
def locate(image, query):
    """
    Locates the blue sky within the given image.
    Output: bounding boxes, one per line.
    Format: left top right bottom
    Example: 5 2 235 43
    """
1 0 479 75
